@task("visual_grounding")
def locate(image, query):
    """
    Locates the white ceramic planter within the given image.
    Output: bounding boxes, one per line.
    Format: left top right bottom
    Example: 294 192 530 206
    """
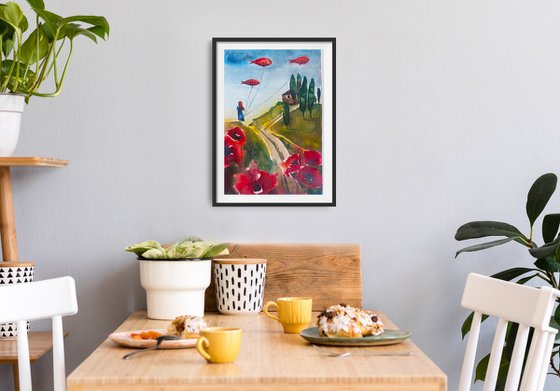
139 259 211 320
213 258 267 315
0 94 25 157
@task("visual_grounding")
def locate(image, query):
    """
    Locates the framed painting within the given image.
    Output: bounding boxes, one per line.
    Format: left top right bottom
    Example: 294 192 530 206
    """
213 38 336 206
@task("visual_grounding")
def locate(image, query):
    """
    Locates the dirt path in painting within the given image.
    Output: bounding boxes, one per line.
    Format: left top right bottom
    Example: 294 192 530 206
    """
252 108 303 194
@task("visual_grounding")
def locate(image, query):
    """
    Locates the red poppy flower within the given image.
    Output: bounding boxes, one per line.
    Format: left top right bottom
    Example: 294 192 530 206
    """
303 150 322 167
234 162 277 195
225 136 243 167
281 153 302 176
226 127 246 145
294 166 322 189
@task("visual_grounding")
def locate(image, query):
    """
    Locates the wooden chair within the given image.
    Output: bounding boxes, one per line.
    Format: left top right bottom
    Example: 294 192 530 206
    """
205 243 362 311
0 277 78 391
458 272 560 391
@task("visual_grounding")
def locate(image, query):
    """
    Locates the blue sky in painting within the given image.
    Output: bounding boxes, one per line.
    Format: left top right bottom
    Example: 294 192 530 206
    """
223 49 322 121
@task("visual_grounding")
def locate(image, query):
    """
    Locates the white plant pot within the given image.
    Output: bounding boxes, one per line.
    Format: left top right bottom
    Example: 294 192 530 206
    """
139 259 211 320
0 94 25 157
213 258 267 315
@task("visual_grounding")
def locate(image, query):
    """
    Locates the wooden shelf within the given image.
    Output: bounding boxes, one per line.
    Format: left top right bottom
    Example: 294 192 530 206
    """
0 331 68 362
0 157 68 168
0 156 68 262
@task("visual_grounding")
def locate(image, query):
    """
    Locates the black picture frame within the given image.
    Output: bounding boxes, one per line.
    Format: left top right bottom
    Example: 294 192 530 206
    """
213 37 336 206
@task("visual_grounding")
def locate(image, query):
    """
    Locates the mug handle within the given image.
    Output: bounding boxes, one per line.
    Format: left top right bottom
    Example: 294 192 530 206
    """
263 301 280 322
196 336 211 361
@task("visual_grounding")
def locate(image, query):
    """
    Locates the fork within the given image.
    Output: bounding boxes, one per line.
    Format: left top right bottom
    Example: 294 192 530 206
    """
122 335 181 360
321 351 414 358
312 345 414 358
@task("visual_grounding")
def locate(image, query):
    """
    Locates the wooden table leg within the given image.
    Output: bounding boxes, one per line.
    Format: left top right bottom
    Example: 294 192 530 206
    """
0 166 18 261
11 362 19 391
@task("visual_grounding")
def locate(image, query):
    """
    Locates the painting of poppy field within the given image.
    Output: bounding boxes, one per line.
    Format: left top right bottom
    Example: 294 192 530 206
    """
213 38 336 206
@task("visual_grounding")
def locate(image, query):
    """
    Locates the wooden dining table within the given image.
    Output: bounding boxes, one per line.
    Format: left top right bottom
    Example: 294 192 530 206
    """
67 310 447 391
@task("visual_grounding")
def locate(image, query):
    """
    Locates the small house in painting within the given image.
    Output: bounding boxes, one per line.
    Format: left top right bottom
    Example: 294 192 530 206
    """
282 90 299 105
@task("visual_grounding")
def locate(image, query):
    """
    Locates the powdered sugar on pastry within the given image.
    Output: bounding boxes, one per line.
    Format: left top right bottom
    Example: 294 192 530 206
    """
317 304 384 338
167 315 207 339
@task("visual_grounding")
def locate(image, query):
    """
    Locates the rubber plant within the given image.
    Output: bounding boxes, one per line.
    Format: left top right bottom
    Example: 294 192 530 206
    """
455 173 560 388
0 0 109 101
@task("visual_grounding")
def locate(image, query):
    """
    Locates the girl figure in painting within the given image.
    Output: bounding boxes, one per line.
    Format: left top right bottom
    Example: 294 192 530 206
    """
237 101 245 122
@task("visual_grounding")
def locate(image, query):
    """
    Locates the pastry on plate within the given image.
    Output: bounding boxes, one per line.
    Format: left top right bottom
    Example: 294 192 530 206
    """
317 304 384 338
167 315 207 339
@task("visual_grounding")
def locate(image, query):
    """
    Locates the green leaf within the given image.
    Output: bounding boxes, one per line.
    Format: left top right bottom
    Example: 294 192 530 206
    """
528 238 560 259
124 240 164 257
61 16 109 39
20 25 49 65
141 248 167 259
554 305 560 327
0 60 34 81
534 257 560 272
526 173 557 227
0 2 28 33
455 221 527 241
201 243 230 259
455 237 518 258
60 23 98 42
25 0 45 10
516 273 538 285
490 267 535 282
542 214 560 244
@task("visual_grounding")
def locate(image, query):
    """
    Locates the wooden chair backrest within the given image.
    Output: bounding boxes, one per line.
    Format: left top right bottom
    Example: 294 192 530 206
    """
205 243 361 312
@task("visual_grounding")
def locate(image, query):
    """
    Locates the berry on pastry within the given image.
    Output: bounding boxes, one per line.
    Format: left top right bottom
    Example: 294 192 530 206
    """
317 304 384 338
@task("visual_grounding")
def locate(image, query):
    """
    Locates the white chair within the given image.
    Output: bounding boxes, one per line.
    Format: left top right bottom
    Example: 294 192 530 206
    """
0 276 78 391
458 272 560 391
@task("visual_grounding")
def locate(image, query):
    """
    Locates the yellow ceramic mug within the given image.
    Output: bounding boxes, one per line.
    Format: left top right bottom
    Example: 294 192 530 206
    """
196 327 242 364
263 297 313 333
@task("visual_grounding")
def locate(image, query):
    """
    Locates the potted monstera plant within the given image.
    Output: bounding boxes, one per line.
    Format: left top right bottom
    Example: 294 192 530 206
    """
125 237 229 320
0 0 109 155
455 173 560 387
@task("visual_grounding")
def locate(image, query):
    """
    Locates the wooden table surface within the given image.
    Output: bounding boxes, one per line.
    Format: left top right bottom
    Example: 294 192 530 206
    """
67 311 447 391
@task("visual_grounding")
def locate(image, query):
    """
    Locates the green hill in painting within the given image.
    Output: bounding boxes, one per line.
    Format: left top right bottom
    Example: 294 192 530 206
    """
251 102 323 153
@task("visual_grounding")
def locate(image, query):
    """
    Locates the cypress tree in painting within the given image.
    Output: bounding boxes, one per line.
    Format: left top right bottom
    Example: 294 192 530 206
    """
317 87 321 103
289 74 297 103
308 78 315 118
299 76 308 118
283 102 290 125
296 73 302 94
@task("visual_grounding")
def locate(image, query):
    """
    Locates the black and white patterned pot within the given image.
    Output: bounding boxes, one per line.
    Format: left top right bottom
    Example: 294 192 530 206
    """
213 259 267 315
0 262 34 338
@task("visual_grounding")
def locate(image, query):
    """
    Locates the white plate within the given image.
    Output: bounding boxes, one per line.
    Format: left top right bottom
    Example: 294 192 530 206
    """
108 329 197 349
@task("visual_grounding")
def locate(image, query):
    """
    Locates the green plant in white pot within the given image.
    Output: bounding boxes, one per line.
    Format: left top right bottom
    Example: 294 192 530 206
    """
0 0 109 155
125 237 229 320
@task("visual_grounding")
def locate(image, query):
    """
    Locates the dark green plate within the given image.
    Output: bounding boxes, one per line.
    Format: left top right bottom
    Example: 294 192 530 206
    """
299 327 412 347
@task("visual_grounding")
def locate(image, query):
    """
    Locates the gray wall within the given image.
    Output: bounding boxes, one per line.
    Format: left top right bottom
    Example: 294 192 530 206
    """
1 0 560 389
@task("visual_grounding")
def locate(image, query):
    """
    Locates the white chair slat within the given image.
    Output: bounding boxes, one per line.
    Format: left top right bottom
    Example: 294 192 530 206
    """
504 324 530 391
459 273 560 391
458 311 483 391
482 318 508 391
